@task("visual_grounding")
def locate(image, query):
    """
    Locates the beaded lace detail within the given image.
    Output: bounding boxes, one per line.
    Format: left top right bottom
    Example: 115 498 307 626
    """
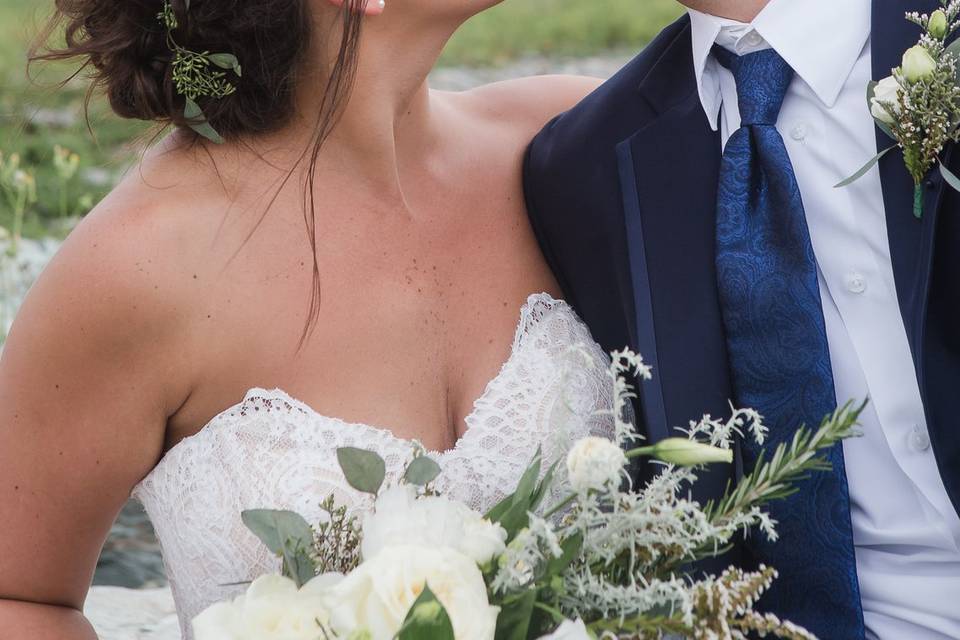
132 293 616 638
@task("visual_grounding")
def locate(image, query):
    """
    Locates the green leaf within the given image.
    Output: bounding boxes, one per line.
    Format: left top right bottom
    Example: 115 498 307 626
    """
545 532 583 577
283 544 318 588
494 589 536 640
208 53 242 77
939 160 960 193
529 458 560 513
484 493 514 525
485 449 542 523
403 455 442 486
398 584 454 640
241 509 317 587
512 448 543 505
337 447 387 495
183 97 224 144
875 119 896 141
835 145 896 188
487 449 543 540
946 38 960 81
241 509 314 555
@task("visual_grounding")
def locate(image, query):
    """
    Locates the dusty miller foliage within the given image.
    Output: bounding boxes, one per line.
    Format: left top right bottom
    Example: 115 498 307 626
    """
491 348 862 640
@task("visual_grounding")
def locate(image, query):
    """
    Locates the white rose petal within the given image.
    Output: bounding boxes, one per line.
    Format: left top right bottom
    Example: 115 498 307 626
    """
870 75 901 125
362 485 507 566
327 544 500 640
192 574 340 640
902 45 937 83
538 619 592 640
566 436 627 493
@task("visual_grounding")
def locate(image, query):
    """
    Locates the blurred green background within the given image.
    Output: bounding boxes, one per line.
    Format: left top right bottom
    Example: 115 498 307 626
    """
0 0 681 241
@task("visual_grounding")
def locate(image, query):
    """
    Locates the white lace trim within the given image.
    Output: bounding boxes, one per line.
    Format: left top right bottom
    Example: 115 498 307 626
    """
132 293 615 639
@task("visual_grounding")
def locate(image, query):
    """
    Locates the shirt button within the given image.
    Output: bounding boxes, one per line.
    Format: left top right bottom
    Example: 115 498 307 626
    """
845 272 867 294
790 124 809 141
908 425 932 453
745 31 764 47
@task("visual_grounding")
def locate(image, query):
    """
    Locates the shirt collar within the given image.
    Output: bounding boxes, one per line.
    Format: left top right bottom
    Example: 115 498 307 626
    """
688 0 872 130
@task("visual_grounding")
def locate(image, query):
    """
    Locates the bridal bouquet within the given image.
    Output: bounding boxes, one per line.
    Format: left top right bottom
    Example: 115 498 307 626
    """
193 349 862 640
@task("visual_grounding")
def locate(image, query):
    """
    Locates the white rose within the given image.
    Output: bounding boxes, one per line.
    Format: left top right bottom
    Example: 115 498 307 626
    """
362 485 507 566
538 619 592 640
902 45 937 83
566 436 627 493
192 573 342 640
870 75 902 125
327 544 500 640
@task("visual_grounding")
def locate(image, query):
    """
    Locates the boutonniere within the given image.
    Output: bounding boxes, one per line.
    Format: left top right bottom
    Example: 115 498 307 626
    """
838 1 960 218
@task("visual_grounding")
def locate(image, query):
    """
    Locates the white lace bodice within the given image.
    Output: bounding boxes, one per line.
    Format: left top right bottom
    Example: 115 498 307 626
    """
132 293 616 639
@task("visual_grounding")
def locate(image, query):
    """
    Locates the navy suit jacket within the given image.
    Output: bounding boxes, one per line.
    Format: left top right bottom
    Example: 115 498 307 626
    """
523 0 960 526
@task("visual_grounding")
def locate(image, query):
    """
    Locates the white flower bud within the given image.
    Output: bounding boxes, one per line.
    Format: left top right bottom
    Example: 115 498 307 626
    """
566 436 627 493
929 10 949 39
902 45 937 83
648 438 733 467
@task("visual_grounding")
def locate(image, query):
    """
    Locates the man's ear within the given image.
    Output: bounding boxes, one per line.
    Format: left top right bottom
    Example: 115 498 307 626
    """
326 0 385 17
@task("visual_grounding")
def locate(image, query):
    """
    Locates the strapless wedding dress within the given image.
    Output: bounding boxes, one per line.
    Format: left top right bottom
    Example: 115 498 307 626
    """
105 293 616 640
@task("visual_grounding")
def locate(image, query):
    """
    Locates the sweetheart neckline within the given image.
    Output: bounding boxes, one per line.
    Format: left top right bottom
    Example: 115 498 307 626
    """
139 292 568 482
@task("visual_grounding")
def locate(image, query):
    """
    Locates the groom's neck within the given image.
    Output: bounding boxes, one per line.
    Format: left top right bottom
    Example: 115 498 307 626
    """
678 0 770 22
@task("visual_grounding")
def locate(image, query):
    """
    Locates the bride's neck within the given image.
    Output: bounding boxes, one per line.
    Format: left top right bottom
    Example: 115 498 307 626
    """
290 10 461 203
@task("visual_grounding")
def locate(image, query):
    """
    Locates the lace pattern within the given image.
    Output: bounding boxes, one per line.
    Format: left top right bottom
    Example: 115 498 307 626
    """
132 293 616 638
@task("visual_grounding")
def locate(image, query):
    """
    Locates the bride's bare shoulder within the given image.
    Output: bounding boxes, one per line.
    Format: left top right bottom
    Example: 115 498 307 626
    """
443 75 604 136
51 141 218 301
10 135 225 376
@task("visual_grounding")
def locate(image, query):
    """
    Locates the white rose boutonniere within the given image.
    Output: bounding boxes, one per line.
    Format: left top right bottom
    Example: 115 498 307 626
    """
839 1 960 218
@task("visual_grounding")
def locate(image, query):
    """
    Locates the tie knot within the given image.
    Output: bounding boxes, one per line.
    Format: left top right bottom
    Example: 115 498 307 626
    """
712 45 794 126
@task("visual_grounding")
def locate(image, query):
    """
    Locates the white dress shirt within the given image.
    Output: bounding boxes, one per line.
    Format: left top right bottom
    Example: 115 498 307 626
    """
687 1 960 638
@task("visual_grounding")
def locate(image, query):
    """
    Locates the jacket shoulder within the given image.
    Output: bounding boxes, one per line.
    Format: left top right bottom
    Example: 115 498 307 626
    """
525 15 692 173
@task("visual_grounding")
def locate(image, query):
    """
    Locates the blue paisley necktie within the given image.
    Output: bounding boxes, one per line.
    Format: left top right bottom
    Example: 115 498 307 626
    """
712 45 865 639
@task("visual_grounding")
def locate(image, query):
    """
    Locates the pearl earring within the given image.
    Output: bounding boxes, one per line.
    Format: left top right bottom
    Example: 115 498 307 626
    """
378 0 385 9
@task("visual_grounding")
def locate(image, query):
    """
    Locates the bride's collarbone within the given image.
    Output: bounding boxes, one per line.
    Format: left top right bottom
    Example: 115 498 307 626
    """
167 280 538 456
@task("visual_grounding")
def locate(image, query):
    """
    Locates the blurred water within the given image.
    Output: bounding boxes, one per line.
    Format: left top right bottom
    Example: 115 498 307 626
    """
96 502 167 588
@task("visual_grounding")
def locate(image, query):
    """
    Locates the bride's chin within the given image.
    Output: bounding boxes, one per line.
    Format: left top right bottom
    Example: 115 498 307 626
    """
410 0 506 23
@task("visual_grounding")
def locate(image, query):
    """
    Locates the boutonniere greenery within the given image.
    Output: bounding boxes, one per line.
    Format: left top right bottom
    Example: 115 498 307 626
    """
838 1 960 218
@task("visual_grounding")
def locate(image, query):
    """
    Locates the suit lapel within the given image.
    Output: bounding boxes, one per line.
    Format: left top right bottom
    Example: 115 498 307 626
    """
872 0 944 364
615 21 733 443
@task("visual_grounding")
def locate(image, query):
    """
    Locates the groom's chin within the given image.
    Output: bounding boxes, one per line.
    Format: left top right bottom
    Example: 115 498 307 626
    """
674 0 769 22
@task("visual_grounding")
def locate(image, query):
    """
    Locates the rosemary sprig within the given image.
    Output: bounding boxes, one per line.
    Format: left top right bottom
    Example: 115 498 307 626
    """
704 401 866 529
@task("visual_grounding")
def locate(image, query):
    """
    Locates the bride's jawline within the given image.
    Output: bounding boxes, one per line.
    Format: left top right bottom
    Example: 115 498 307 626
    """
141 292 567 480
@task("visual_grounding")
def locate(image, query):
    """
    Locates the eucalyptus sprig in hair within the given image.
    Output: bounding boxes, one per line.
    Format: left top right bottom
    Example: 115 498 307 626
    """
158 0 242 143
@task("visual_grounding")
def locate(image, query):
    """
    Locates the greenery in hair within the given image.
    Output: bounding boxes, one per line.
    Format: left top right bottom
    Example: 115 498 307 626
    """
158 0 242 144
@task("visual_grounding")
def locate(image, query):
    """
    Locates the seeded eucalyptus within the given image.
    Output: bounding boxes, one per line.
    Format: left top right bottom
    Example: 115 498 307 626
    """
158 0 242 144
838 0 960 218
